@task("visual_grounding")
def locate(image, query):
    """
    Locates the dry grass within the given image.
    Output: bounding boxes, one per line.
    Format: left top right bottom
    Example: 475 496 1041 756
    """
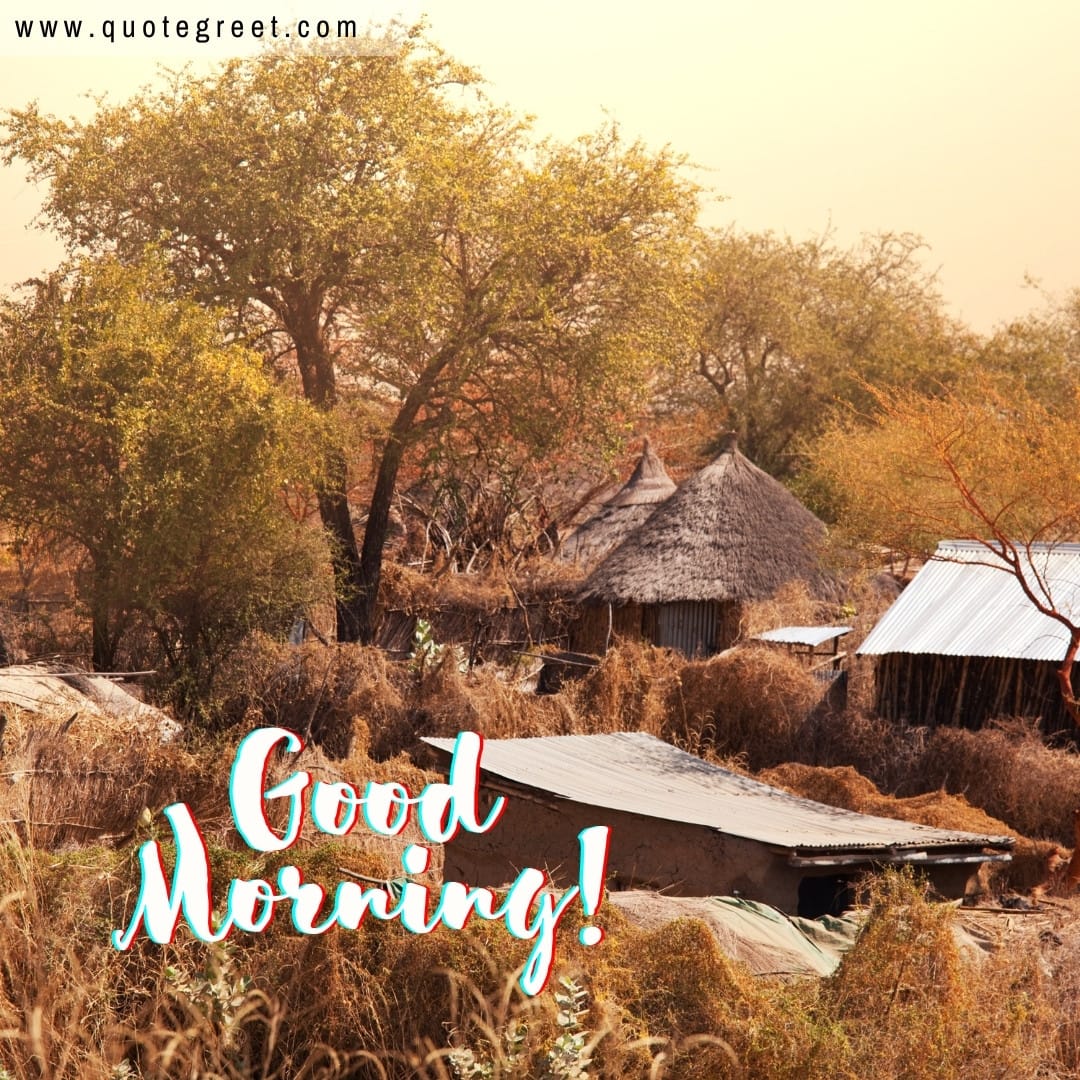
666 645 823 769
919 719 1080 847
6 614 1080 1075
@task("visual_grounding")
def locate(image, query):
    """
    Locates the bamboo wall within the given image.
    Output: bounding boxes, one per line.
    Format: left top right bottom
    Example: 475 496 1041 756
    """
874 653 1079 737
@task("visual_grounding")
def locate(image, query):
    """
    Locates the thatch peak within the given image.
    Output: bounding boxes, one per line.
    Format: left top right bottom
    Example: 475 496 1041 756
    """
606 438 677 508
579 440 836 605
559 438 677 567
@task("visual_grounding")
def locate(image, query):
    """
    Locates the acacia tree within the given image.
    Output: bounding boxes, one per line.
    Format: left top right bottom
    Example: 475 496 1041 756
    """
4 36 698 642
809 374 1080 725
664 228 973 478
0 255 327 685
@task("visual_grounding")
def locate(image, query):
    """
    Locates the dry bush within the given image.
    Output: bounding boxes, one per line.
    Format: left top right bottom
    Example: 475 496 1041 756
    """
568 639 680 737
795 705 930 796
921 719 1080 846
822 868 1056 1079
213 635 413 759
736 579 834 640
666 646 823 770
411 661 580 746
0 707 214 850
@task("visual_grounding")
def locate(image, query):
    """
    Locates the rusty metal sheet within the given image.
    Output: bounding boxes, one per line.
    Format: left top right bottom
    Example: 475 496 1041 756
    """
422 731 1012 854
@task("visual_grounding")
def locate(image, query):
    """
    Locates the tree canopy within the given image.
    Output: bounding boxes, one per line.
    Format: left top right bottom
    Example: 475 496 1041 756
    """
4 33 700 641
0 255 327 688
661 228 973 479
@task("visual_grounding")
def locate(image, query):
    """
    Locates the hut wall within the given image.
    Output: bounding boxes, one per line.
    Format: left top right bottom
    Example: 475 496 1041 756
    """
442 780 797 908
568 603 645 654
874 653 1078 737
441 780 981 913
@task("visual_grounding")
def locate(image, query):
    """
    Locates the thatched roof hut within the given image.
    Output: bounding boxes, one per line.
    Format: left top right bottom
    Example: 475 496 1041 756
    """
559 438 676 568
574 434 836 655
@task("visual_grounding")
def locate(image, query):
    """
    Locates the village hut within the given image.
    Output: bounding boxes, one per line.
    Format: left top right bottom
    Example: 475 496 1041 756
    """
422 732 1013 917
859 540 1080 735
575 433 837 656
559 438 677 569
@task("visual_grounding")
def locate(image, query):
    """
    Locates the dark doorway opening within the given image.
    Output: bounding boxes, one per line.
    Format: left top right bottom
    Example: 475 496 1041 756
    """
798 873 857 918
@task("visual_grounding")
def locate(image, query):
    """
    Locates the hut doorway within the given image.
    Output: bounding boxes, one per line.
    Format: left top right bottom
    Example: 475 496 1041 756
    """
797 873 857 918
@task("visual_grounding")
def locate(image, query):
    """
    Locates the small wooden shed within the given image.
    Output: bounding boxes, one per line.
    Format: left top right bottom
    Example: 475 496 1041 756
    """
859 540 1080 735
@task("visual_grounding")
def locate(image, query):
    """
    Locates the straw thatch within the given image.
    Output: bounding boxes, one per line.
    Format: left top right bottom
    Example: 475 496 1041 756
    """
579 433 836 605
559 438 677 568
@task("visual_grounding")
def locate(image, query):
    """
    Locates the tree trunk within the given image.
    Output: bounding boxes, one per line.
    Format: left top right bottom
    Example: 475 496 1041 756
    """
353 345 462 644
91 599 113 672
1057 631 1080 729
355 429 409 644
292 317 367 643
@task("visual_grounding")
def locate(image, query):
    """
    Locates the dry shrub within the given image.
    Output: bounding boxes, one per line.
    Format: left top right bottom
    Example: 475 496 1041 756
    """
759 762 1059 895
737 579 833 640
667 646 822 769
921 718 1080 846
823 868 1055 1079
0 707 211 850
412 661 580 745
797 705 929 795
569 639 680 737
214 635 412 759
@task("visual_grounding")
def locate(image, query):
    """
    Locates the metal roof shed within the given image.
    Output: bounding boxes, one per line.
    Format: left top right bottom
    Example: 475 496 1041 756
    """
422 732 1011 917
858 540 1080 732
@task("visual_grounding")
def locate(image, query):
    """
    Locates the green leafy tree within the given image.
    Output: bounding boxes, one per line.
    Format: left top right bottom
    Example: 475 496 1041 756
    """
976 285 1080 407
666 228 973 478
809 374 1080 725
0 255 328 690
4 34 698 642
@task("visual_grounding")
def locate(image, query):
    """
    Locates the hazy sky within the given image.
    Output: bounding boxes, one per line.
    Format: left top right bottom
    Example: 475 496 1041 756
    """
2 1 1078 333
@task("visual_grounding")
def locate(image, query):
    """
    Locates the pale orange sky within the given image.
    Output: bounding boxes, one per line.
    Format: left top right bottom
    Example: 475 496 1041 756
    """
2 1 1078 334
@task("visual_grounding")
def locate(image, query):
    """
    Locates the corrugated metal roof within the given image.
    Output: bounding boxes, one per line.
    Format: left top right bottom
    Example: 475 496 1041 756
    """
858 541 1080 660
421 731 1012 853
756 626 852 647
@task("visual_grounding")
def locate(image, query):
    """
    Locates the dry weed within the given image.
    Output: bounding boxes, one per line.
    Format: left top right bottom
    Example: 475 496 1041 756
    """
922 719 1080 846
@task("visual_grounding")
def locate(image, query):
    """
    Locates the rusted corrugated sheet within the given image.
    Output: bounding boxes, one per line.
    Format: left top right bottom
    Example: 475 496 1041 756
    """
421 731 1012 854
858 541 1080 661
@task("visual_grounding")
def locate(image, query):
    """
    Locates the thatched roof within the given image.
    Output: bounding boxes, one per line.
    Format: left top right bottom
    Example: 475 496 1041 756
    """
559 438 676 568
579 434 835 605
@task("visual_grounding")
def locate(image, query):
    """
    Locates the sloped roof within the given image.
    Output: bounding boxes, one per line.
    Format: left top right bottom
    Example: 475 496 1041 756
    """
757 626 852 647
858 540 1080 661
422 731 1012 854
578 434 835 605
559 439 676 568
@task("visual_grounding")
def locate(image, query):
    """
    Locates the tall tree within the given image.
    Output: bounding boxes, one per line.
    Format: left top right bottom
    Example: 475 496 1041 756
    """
809 374 1080 725
0 255 327 684
666 228 973 478
4 36 698 642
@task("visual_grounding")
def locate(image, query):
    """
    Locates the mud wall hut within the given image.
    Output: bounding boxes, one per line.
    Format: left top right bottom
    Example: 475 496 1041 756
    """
859 540 1080 736
422 732 1012 917
574 434 838 656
